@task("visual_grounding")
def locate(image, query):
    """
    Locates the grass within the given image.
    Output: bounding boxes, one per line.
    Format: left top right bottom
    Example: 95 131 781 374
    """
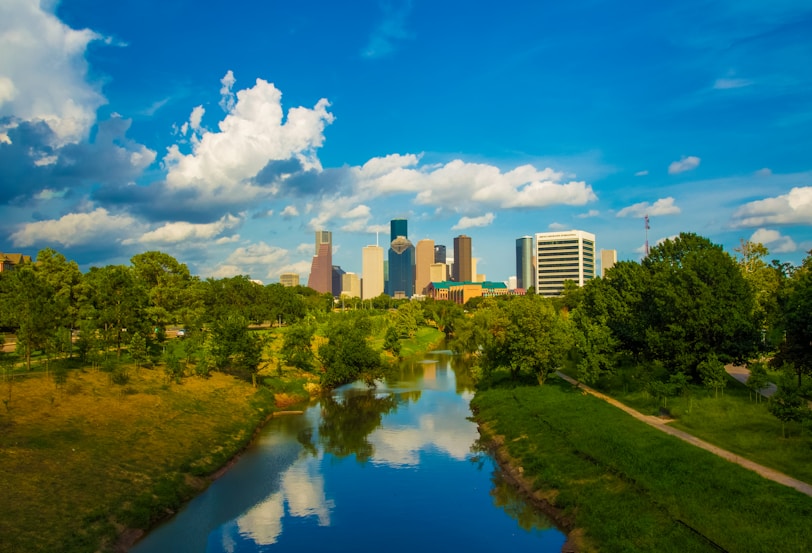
0 366 277 553
590 372 812 485
472 377 812 553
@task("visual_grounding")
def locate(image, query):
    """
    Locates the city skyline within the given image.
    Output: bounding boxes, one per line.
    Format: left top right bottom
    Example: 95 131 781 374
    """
2 2 811 284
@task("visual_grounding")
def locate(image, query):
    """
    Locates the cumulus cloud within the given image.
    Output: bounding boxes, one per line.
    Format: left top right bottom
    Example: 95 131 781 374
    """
452 213 495 230
0 0 105 145
129 213 241 244
10 207 143 247
208 241 294 282
731 187 812 227
617 197 681 218
577 209 600 218
158 73 334 212
750 228 797 253
281 205 299 218
668 156 701 175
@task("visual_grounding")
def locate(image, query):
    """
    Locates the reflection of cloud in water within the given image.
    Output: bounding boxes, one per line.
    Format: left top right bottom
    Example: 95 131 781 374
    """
369 398 478 467
234 455 334 546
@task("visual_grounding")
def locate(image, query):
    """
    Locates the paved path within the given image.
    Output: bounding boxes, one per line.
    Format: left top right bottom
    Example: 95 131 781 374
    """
725 364 777 397
555 371 812 498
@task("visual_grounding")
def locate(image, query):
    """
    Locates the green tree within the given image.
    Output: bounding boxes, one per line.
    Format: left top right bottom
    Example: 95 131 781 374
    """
746 361 770 403
393 301 422 338
0 265 58 370
423 299 463 339
281 321 316 371
734 240 781 348
130 251 195 329
643 233 759 379
768 384 811 438
210 315 266 384
34 248 82 341
383 326 402 358
697 354 727 398
129 331 149 370
318 314 382 388
772 254 812 387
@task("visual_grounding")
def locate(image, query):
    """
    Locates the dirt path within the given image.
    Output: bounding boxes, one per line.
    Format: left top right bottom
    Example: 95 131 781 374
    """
555 371 812 498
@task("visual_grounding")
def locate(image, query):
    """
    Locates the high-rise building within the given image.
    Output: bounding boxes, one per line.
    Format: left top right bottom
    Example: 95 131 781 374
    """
362 245 384 299
415 239 435 295
387 219 414 297
307 230 332 294
515 236 534 291
600 249 617 277
331 265 345 297
341 272 361 298
390 218 408 242
279 272 299 287
434 245 446 264
534 230 596 297
453 234 472 282
429 263 447 283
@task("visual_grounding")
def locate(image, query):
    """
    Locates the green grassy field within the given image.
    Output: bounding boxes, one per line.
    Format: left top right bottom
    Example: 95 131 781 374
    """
472 377 812 553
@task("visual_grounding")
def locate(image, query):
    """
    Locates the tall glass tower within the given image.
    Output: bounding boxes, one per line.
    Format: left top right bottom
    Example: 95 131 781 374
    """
387 218 414 297
516 236 534 291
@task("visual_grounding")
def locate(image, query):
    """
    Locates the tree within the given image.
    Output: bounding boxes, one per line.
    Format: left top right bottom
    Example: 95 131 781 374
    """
768 385 811 438
34 248 82 341
383 326 402 358
393 301 422 338
642 233 759 379
772 256 812 387
281 321 316 371
210 315 266 384
129 332 149 370
0 265 58 370
734 240 781 348
318 314 382 388
698 354 727 398
130 251 195 329
746 361 770 403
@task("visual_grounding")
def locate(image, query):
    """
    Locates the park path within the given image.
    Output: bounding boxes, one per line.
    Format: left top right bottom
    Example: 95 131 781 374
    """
554 371 812 498
724 364 777 397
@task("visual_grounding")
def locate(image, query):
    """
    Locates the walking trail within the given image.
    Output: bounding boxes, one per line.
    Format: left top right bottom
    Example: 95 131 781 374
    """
554 371 812 498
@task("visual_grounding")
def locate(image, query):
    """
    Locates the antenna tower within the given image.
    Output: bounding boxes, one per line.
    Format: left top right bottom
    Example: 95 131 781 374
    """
644 215 650 256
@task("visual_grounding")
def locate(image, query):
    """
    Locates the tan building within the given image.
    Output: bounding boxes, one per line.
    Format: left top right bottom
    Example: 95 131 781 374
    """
362 245 384 299
415 239 435 295
600 249 617 277
429 262 447 283
0 252 32 272
427 280 509 305
341 272 361 298
279 273 300 287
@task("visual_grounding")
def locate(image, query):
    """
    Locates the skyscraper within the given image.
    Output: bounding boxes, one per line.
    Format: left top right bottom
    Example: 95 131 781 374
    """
453 234 472 282
331 265 345 297
362 245 384 299
307 230 332 294
515 236 534 290
387 219 414 297
415 239 435 295
600 249 617 277
534 230 596 297
434 244 446 264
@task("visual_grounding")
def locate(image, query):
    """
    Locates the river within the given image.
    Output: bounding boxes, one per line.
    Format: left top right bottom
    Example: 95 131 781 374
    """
130 351 566 552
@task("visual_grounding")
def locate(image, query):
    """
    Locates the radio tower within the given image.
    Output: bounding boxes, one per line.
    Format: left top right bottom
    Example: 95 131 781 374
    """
644 215 650 256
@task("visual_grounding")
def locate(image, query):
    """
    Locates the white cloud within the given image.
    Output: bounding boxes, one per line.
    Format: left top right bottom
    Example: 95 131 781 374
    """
548 222 567 231
452 213 495 230
755 168 772 177
0 0 105 144
161 73 334 207
219 70 236 112
361 1 414 59
577 209 600 218
281 205 299 218
189 105 205 132
713 78 753 90
133 214 241 244
731 187 812 227
635 170 649 177
10 207 143 247
617 197 681 218
668 156 701 175
750 228 797 253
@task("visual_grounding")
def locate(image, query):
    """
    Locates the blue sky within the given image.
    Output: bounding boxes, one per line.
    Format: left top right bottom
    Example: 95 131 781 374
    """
1 0 811 283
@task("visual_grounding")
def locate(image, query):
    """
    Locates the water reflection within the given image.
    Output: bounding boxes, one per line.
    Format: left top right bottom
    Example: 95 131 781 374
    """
132 352 565 553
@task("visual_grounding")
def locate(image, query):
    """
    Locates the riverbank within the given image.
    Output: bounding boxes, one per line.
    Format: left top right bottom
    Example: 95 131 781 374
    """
471 376 812 552
0 368 285 553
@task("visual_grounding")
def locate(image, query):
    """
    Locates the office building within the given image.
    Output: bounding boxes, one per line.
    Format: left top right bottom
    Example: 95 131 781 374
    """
341 272 361 298
429 262 447 283
415 239 435 295
331 265 345 297
534 230 596 297
279 272 299 287
515 236 534 291
434 244 446 264
453 234 472 282
387 219 415 297
306 230 332 294
362 245 384 299
600 249 617 277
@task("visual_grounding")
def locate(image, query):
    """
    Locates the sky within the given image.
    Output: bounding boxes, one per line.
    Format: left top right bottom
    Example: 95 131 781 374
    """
1 0 811 284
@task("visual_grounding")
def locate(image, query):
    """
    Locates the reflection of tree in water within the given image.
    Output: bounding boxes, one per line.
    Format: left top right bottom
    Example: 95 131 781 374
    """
315 390 402 463
489 470 554 532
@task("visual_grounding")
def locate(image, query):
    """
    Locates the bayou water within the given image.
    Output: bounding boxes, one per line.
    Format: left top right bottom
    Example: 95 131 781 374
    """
130 351 566 552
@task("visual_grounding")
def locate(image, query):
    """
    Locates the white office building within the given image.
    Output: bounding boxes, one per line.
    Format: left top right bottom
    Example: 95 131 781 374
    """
534 230 596 297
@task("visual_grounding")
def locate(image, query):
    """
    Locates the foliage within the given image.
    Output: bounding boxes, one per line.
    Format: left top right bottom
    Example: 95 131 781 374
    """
383 326 402 357
745 361 770 403
771 255 812 387
281 321 316 371
318 314 383 388
697 354 727 398
768 384 811 438
210 315 265 382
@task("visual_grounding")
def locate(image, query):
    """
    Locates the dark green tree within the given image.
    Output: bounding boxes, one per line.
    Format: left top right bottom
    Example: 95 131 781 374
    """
210 315 265 384
281 321 316 371
318 314 382 388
